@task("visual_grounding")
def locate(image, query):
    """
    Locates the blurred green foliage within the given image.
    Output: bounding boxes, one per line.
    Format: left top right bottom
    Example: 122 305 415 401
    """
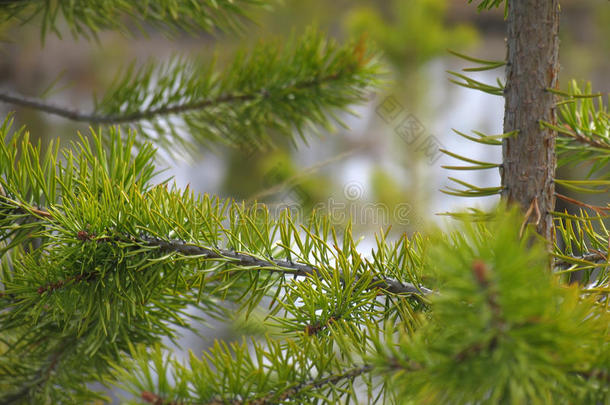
344 0 477 68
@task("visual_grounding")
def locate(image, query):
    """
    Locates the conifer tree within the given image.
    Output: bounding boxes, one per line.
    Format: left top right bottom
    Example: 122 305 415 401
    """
0 1 608 404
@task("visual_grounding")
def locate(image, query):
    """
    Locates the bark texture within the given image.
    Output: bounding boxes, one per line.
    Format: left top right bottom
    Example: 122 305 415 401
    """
502 0 560 244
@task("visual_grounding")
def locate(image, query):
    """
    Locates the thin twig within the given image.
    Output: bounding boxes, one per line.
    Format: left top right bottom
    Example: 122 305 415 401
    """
519 197 539 237
553 251 609 269
0 88 256 123
561 125 610 150
2 196 53 218
555 192 610 215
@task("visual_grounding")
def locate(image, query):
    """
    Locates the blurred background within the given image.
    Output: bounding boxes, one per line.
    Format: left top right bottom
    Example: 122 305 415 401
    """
0 0 608 399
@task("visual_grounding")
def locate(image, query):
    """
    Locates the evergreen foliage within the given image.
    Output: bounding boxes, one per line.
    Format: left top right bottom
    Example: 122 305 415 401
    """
0 1 608 404
468 0 507 15
0 28 380 157
400 210 608 404
91 29 380 155
0 0 273 40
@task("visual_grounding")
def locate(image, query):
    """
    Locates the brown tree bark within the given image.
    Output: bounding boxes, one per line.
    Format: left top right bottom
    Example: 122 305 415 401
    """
502 0 560 245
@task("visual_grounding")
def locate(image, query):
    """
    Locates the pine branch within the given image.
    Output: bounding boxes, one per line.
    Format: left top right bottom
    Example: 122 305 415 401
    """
139 365 374 405
0 344 67 405
0 125 431 305
0 129 430 403
116 332 386 405
561 128 610 150
0 30 381 156
142 236 432 297
553 210 609 288
468 0 506 13
0 131 424 400
550 81 610 179
553 252 608 270
0 72 349 125
240 364 374 405
7 206 432 299
0 0 273 40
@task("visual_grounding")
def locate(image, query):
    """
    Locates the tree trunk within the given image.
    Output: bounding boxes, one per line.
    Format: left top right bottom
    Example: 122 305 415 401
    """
502 0 560 246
